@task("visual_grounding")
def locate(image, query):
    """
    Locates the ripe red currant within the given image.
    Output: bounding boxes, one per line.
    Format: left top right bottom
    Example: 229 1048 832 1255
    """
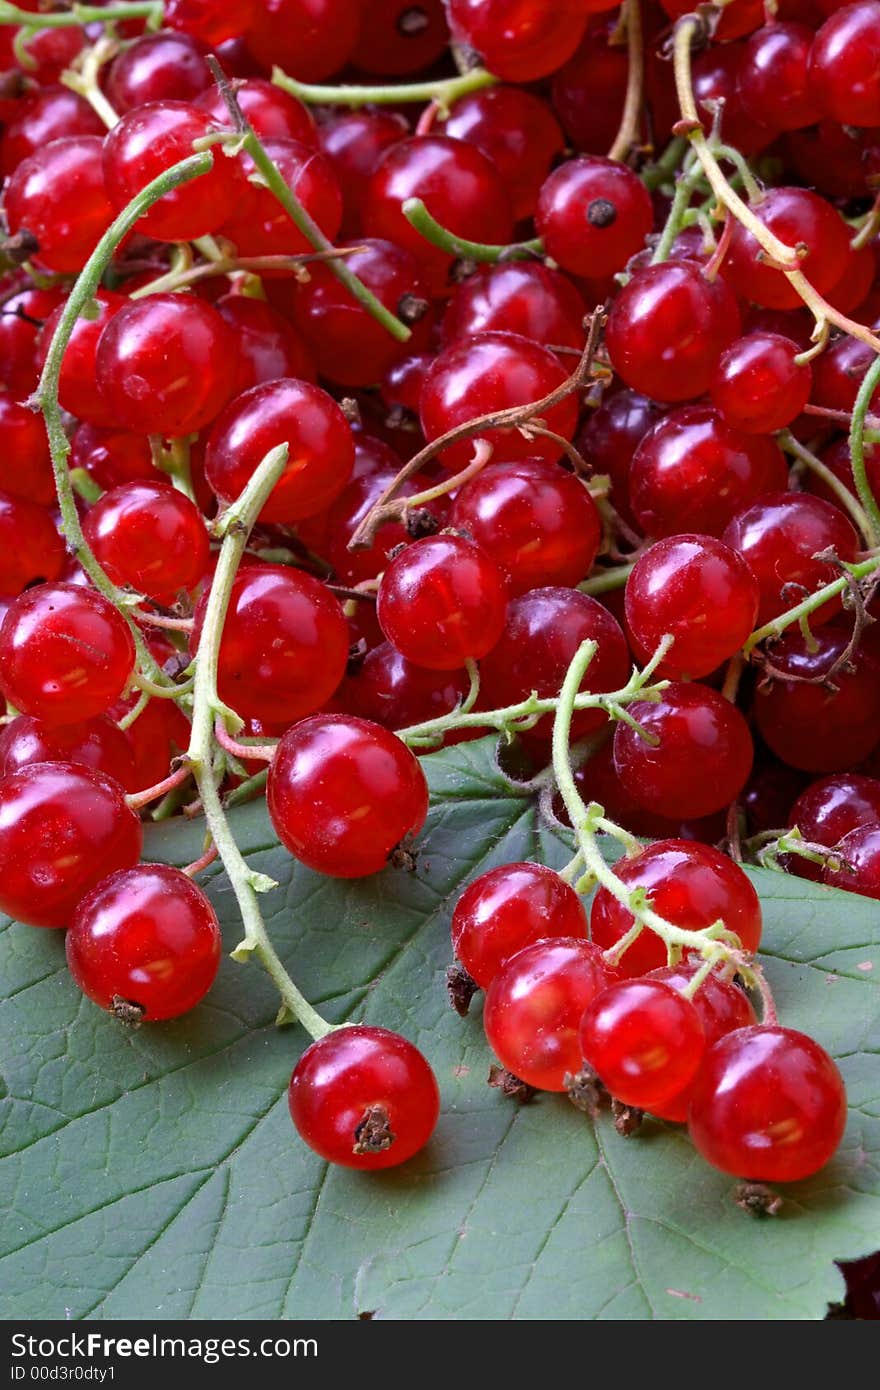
451 861 588 989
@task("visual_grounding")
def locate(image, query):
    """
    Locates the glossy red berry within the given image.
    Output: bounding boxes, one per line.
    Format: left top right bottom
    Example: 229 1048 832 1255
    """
790 774 880 873
205 378 354 523
95 294 238 438
318 108 408 236
579 979 706 1110
196 77 315 144
0 713 137 791
0 87 104 179
0 762 142 929
0 491 64 596
452 862 588 989
614 683 754 819
267 714 430 877
218 138 342 258
711 332 812 434
625 534 760 679
343 641 469 734
722 492 859 628
739 23 817 131
441 85 564 220
687 1026 847 1181
605 261 741 403
451 459 601 597
288 1025 440 1170
217 293 316 394
722 187 850 308
3 136 115 275
483 938 618 1092
0 582 136 725
575 387 664 528
68 423 158 491
192 563 349 725
41 290 125 430
630 406 787 538
364 135 514 296
822 824 880 898
809 2 880 127
351 0 449 75
245 0 363 82
165 0 258 47
82 481 210 606
536 157 653 278
66 864 222 1020
447 0 591 83
377 535 508 671
590 839 763 978
551 23 629 156
420 331 579 472
104 31 212 112
441 262 586 354
103 101 243 242
0 285 65 402
479 587 630 742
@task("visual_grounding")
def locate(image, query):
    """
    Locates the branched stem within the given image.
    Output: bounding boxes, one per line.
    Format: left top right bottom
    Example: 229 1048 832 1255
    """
742 553 880 655
186 443 333 1040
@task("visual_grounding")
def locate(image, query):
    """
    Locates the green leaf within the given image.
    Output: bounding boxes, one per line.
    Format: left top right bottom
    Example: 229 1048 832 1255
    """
1 737 878 1320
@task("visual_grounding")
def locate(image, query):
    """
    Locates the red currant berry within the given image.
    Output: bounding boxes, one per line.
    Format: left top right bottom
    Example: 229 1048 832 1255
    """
0 762 142 928
95 294 238 438
809 2 880 127
790 774 880 876
0 284 65 402
575 387 665 529
451 459 601 597
351 0 449 75
3 136 115 275
483 938 618 1092
67 864 222 1020
722 187 850 309
441 262 586 354
579 978 706 1110
551 23 629 156
625 534 760 679
739 22 817 131
377 535 508 671
68 423 158 492
605 261 741 404
630 406 787 538
420 331 579 472
165 0 258 47
711 332 812 434
318 108 408 236
289 1025 440 1170
687 1026 847 1181
218 138 342 258
0 713 137 791
536 156 653 279
205 378 355 522
441 86 563 221
40 290 125 429
822 823 880 898
343 641 469 734
245 0 363 82
103 101 243 242
217 293 316 394
0 88 104 178
0 490 64 596
191 563 349 725
0 582 136 725
590 839 763 978
452 861 588 989
614 683 754 819
447 0 591 83
82 481 210 607
267 714 429 877
196 77 316 144
722 492 859 628
104 30 212 112
479 587 630 742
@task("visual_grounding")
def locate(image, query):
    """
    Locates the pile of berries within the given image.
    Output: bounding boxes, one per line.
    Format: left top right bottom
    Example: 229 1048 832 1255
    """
0 0 877 1200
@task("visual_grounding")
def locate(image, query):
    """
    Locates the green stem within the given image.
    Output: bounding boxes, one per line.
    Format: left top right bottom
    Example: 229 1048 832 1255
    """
780 430 876 547
205 60 411 345
743 553 880 655
186 444 333 1040
651 149 703 264
848 354 880 544
271 64 497 116
402 197 543 264
579 562 636 597
0 1 161 25
31 149 214 692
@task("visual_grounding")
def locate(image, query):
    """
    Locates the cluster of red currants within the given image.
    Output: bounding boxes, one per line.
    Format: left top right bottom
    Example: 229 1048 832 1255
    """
0 0 877 1181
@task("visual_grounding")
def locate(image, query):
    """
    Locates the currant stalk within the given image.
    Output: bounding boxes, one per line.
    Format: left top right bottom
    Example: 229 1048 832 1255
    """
0 2 162 26
849 355 880 542
185 442 334 1038
402 198 543 264
272 64 497 117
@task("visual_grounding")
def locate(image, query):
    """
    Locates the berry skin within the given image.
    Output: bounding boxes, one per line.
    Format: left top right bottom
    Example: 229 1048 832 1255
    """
722 187 850 309
343 641 470 735
0 491 65 597
245 0 363 82
217 138 342 258
41 290 125 430
687 1026 847 1181
196 78 316 144
809 2 880 127
67 865 222 1021
0 583 136 726
483 938 618 1092
0 286 65 403
624 534 760 680
579 979 706 1111
165 0 258 47
535 157 653 278
0 714 137 792
0 763 142 929
451 862 588 989
104 30 213 111
191 564 349 726
83 481 210 606
441 86 564 221
318 108 408 237
447 0 592 83
288 1025 440 1170
377 535 509 672
95 294 239 439
479 587 630 743
3 136 115 275
267 714 430 877
205 378 354 523
441 262 586 354
420 331 579 472
68 423 158 492
605 261 741 404
217 293 316 394
739 22 817 132
450 459 601 597
789 774 880 882
590 839 763 978
630 406 787 539
351 0 449 75
614 683 754 820
722 492 859 628
364 135 514 297
822 824 880 899
711 332 812 434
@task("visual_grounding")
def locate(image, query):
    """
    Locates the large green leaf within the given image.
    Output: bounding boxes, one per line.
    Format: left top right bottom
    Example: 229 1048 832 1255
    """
1 738 878 1320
